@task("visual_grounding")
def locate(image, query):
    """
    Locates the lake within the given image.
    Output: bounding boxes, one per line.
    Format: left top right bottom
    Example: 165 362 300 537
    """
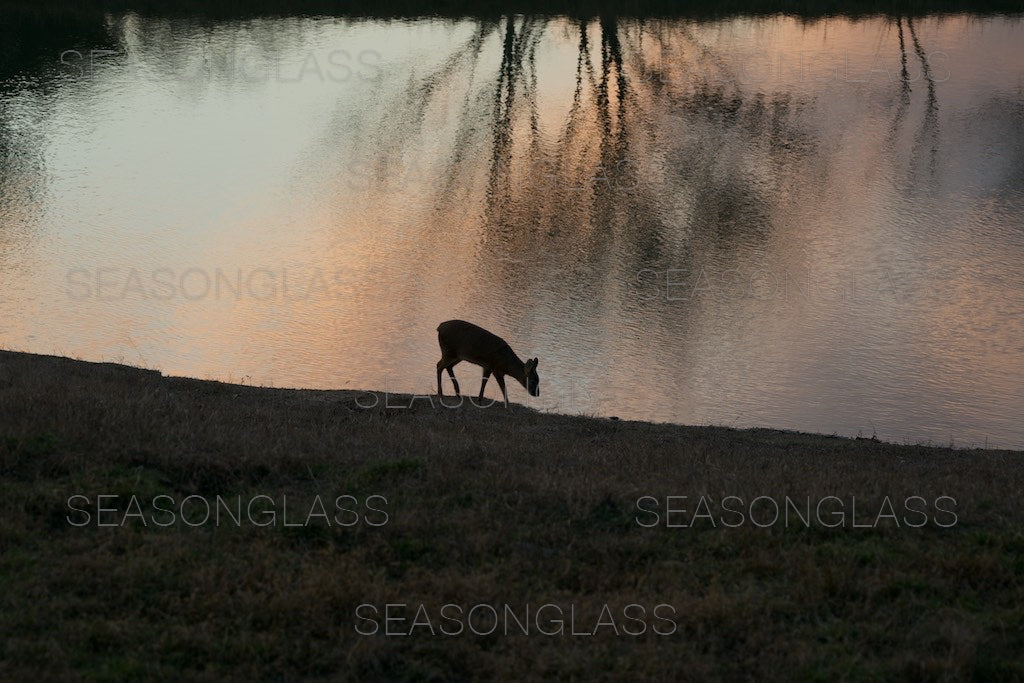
1 11 1022 448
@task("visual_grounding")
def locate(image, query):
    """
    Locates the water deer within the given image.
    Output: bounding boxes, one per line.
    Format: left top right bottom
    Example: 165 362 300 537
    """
436 319 539 407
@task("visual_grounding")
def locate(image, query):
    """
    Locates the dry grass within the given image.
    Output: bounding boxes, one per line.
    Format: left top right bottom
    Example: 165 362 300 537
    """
0 349 1022 680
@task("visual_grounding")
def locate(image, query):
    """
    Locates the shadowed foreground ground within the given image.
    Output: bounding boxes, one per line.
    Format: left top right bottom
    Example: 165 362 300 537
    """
0 349 1022 680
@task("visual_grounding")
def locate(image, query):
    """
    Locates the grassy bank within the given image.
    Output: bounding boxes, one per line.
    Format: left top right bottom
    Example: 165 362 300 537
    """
1 349 1022 679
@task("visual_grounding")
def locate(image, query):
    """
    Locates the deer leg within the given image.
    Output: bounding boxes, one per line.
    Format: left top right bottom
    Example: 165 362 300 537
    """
495 374 508 407
479 369 491 401
446 365 461 396
437 358 457 395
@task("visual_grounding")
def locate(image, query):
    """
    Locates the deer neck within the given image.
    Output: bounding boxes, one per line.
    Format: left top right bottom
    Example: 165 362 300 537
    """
505 351 528 388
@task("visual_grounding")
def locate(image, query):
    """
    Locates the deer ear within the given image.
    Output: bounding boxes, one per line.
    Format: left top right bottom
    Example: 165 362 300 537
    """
533 357 539 366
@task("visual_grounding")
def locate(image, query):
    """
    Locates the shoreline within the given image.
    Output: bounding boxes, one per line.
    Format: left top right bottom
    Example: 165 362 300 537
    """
2 349 1015 453
1 0 1022 19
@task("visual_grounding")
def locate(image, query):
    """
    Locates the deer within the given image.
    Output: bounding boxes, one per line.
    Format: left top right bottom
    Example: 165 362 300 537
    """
436 319 539 407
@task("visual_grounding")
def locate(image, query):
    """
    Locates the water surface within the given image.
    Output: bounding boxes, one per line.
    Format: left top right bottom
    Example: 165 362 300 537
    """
1 13 1022 447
